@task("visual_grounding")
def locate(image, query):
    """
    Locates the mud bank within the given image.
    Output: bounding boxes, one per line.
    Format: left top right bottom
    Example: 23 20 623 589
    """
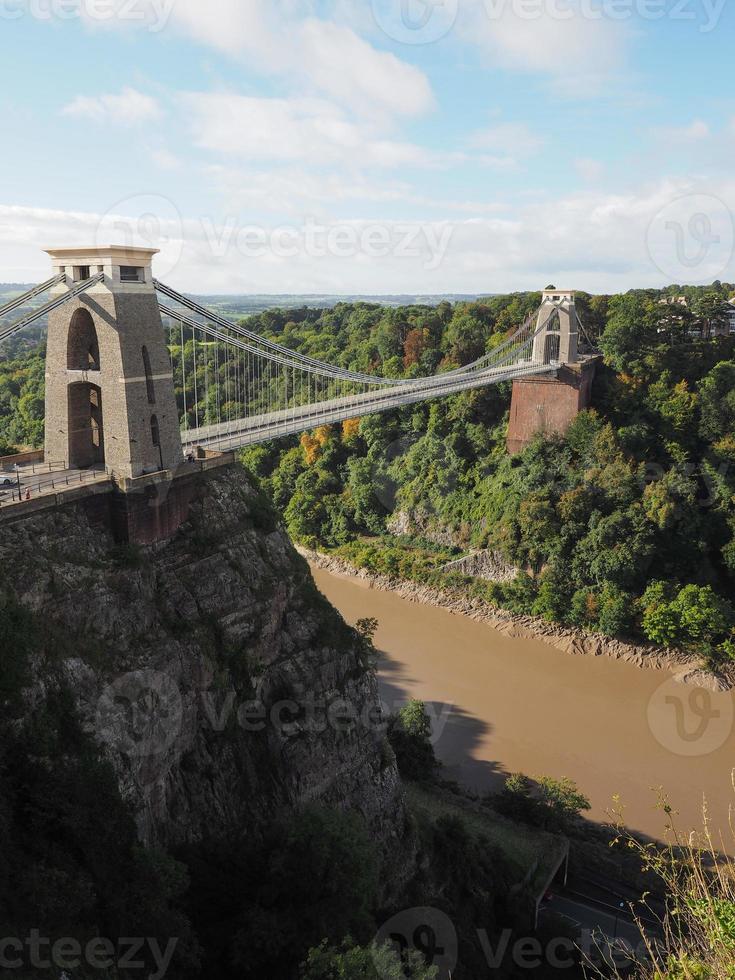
298 547 731 692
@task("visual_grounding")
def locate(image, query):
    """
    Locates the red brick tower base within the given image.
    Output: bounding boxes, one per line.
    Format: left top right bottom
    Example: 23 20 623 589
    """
506 356 600 455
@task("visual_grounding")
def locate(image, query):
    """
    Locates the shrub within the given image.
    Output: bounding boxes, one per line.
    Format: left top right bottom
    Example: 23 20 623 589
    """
641 581 734 659
387 700 438 781
301 939 437 979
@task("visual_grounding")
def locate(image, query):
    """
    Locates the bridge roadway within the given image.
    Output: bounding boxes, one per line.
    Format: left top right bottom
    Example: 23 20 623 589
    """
182 358 557 453
0 461 110 505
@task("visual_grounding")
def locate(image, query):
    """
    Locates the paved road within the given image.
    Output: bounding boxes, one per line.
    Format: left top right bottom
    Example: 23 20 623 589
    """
0 464 108 505
539 891 656 972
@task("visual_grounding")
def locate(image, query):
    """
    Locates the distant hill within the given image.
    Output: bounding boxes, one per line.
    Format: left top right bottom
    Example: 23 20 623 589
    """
1 284 492 316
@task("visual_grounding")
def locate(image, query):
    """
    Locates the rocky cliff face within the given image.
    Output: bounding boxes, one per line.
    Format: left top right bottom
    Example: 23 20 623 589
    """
0 464 405 855
440 549 518 583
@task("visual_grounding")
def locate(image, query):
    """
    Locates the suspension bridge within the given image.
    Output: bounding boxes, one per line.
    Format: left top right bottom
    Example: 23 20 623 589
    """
0 246 595 534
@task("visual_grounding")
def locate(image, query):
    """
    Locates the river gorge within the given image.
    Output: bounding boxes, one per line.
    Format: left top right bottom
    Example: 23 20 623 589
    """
311 563 735 847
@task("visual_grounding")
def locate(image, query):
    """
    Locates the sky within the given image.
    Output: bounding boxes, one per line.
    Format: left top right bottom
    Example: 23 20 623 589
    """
1 0 734 294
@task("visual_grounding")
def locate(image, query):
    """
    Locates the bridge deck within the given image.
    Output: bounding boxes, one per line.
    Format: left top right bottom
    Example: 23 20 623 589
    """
182 359 557 453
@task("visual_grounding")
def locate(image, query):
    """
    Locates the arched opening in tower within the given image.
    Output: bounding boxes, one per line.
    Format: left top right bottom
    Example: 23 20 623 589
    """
544 333 561 363
67 308 100 371
67 381 105 468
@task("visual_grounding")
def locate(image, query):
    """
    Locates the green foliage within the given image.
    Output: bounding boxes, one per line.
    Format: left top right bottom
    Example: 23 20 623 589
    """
641 581 734 662
4 284 735 661
0 674 196 975
355 616 379 669
535 775 591 830
493 772 590 831
614 793 735 980
699 360 735 442
233 285 735 661
387 700 438 781
0 346 45 448
181 807 379 979
301 939 437 980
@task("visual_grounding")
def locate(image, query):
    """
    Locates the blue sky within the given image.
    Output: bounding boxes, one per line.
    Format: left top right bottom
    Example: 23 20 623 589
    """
1 0 734 293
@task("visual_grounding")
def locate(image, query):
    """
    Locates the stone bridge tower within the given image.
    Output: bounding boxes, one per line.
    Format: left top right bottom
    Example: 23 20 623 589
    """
44 246 183 480
507 288 597 454
531 289 578 366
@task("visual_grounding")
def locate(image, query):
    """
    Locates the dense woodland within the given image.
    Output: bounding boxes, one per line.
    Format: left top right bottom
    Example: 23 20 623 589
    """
239 284 735 668
2 283 735 667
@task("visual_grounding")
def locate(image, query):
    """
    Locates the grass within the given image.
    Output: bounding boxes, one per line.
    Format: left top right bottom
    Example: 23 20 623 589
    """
609 790 735 979
405 781 567 895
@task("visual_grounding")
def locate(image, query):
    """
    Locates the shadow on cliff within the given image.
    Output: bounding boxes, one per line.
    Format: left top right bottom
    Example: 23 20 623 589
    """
376 649 509 794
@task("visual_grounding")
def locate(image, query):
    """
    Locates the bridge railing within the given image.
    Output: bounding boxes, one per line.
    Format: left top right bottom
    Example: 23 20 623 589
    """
1 465 111 505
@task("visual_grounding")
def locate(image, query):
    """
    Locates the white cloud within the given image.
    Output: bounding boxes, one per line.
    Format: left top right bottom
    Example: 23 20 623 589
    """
655 120 711 143
151 147 181 170
203 165 415 214
298 18 433 118
128 0 433 120
459 0 629 94
468 122 545 158
5 175 735 294
180 92 441 169
203 164 509 215
161 0 274 59
62 87 160 124
574 157 605 182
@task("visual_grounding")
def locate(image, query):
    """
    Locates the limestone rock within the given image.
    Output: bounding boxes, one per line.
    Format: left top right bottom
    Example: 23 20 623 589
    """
0 466 406 869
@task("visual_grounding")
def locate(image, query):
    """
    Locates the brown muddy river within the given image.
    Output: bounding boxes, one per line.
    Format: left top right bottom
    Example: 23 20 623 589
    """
311 564 735 845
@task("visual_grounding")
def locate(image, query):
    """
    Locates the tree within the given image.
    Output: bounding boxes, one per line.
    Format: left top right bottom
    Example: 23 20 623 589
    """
641 581 734 655
188 808 379 979
301 940 437 980
536 776 591 830
493 772 542 823
387 700 437 781
699 361 735 442
403 327 430 369
493 773 590 831
596 583 634 636
694 292 731 338
342 417 361 442
442 311 488 366
600 293 655 375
